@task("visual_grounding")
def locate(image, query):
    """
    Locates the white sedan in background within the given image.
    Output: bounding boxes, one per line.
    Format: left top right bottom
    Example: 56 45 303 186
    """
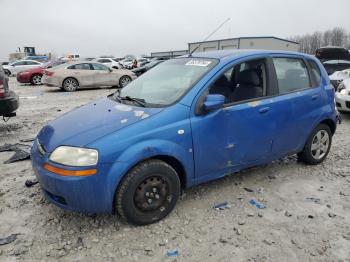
95 58 122 69
3 60 42 76
335 78 350 113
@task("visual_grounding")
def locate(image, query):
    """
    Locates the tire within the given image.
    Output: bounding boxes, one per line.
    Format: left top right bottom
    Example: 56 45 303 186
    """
116 159 181 225
119 75 132 88
298 124 332 165
30 74 42 85
4 69 11 77
62 78 79 92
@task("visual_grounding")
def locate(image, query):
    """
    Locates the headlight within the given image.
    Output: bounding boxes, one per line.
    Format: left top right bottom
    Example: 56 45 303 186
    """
49 146 98 166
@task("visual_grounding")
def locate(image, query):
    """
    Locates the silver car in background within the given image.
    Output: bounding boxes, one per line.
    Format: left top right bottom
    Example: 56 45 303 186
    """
42 62 136 91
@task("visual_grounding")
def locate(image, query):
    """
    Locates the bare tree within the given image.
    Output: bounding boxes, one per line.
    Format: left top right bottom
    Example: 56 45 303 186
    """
289 27 349 54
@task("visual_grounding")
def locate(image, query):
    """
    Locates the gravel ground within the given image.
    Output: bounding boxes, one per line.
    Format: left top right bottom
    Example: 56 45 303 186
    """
0 78 350 262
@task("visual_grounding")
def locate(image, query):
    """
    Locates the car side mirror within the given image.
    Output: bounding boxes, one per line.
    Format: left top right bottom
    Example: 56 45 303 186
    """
203 94 225 112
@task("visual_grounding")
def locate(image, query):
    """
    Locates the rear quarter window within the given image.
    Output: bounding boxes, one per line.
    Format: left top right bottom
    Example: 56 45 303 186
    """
307 60 321 87
272 57 311 94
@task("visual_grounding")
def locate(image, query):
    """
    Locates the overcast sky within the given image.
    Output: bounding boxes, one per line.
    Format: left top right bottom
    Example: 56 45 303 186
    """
0 0 349 61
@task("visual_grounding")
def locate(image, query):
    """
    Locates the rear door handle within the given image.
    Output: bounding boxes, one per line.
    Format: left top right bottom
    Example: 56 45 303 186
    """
311 94 319 100
259 107 270 114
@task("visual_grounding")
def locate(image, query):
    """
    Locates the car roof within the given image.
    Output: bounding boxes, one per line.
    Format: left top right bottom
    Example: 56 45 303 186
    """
181 49 311 61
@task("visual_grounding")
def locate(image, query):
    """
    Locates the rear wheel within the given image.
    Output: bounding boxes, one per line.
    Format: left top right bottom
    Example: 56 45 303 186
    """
119 76 131 88
62 78 79 92
116 160 180 225
298 124 332 165
30 74 42 85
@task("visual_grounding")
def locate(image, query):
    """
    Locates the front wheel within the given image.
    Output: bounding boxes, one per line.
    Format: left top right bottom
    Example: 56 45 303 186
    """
298 124 332 165
119 75 131 88
116 160 180 225
62 78 79 92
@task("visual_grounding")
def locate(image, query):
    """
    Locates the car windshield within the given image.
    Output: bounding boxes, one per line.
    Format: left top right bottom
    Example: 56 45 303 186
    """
117 57 217 106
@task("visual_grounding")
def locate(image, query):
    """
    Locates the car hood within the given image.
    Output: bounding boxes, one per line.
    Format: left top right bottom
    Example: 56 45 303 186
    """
37 97 163 152
329 70 350 81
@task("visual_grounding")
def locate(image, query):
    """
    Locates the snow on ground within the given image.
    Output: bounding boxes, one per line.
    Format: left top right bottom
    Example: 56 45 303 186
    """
0 78 350 261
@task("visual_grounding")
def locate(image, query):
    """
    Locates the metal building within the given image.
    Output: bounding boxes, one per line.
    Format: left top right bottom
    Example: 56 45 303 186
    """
151 50 188 58
188 36 299 53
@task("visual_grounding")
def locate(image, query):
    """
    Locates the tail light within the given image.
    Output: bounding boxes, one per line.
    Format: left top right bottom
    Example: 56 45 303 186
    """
0 79 5 98
45 70 54 77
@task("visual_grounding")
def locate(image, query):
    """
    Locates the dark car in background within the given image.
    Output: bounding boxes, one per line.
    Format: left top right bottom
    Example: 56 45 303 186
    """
323 60 350 75
316 46 350 75
0 65 19 118
131 58 166 76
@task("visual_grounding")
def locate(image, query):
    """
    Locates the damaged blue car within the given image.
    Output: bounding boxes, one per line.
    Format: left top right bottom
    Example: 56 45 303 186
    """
31 50 337 225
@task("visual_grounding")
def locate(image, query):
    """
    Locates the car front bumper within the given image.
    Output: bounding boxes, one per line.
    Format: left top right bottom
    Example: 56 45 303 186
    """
0 90 19 116
31 140 118 213
335 92 350 112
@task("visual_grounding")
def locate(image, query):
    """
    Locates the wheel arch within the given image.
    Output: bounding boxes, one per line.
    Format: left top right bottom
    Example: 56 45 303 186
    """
320 118 336 135
111 154 188 213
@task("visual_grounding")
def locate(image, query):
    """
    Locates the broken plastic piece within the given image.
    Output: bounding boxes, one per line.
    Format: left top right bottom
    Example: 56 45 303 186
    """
249 199 265 209
213 201 230 210
167 249 179 257
25 179 38 187
0 234 18 246
0 143 31 164
244 187 254 192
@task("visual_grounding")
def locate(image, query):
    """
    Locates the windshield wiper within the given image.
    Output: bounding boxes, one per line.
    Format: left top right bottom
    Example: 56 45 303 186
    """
121 95 146 107
111 90 146 107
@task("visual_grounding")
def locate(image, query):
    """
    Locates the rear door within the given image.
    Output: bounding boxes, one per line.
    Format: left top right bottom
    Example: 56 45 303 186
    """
68 63 95 86
271 56 324 154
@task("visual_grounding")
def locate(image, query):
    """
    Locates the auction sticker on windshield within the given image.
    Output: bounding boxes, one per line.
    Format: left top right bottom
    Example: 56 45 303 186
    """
185 60 212 67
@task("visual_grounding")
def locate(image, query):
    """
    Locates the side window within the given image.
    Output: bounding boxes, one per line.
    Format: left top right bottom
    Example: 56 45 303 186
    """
25 61 39 65
208 59 266 104
13 61 26 66
68 63 91 70
92 63 109 71
308 60 321 87
272 58 310 94
98 59 110 63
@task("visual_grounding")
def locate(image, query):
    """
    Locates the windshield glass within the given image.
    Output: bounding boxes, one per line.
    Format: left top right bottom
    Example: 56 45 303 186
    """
119 58 217 106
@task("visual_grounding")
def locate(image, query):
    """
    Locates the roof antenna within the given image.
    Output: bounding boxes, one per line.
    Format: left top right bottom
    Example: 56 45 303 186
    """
189 18 231 57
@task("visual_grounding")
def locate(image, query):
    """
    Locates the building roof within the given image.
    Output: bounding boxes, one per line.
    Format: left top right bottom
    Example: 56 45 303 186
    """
188 36 299 45
183 49 305 60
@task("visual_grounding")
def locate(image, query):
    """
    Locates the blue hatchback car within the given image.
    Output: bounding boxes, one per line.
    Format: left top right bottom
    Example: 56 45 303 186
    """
31 50 338 225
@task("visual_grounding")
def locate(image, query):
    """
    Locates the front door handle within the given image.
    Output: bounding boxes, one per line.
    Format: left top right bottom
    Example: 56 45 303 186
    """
259 107 270 114
311 94 319 100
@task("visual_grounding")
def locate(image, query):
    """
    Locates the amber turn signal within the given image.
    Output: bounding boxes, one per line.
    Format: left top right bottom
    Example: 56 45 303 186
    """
44 163 97 176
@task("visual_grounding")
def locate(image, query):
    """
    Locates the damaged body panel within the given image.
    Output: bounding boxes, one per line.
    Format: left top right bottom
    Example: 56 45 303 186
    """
31 50 337 224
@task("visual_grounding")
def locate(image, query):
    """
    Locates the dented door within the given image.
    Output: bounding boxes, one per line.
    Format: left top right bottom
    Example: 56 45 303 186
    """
191 98 276 179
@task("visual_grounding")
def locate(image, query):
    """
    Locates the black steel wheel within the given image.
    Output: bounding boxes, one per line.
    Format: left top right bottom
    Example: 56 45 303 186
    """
116 159 180 225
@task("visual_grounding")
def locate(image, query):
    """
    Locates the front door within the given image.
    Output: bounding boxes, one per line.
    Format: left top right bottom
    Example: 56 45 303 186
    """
191 57 278 181
92 63 115 86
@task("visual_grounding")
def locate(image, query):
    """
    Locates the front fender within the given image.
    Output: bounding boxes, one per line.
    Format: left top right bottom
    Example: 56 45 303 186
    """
104 139 195 206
